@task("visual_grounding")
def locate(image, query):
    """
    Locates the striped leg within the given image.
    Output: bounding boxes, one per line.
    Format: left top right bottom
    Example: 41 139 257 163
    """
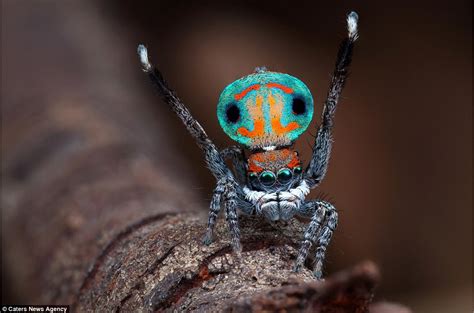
138 44 246 255
305 12 358 187
203 178 242 255
312 204 338 279
220 146 247 184
223 182 242 254
293 200 338 280
202 180 225 245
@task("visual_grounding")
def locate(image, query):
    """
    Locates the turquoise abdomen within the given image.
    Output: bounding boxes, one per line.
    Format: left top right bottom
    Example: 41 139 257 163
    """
217 71 314 149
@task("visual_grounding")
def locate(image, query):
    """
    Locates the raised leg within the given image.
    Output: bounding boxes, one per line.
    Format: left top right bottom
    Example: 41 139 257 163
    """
137 44 233 183
293 200 338 280
305 12 358 187
138 45 245 255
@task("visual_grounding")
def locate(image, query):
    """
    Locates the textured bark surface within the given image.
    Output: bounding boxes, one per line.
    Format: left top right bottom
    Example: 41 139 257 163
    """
73 213 379 312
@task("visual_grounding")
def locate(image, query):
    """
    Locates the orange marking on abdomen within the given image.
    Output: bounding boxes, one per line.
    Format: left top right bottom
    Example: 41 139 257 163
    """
266 83 294 94
237 120 264 138
271 120 299 134
237 95 265 138
268 93 300 135
234 84 261 100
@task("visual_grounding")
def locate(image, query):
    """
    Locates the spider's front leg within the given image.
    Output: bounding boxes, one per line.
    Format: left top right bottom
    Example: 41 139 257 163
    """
293 200 338 280
202 179 226 246
202 146 251 251
202 176 244 254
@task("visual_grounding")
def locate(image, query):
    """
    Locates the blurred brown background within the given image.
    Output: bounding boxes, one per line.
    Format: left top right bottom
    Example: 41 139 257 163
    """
1 0 472 311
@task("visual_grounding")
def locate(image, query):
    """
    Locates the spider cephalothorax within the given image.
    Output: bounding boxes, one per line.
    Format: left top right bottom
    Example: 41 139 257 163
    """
138 11 359 279
247 148 302 190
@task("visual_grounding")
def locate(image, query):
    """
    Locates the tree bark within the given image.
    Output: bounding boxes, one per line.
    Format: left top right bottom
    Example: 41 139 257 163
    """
74 213 380 312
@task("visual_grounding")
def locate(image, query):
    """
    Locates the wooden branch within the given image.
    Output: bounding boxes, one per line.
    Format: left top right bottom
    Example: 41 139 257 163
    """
73 212 381 312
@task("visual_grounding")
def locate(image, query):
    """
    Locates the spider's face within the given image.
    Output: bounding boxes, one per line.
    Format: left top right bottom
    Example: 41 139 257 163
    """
217 71 314 149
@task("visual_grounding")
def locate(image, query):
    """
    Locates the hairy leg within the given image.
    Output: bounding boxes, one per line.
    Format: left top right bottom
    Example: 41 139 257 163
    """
220 146 247 184
223 182 242 254
202 180 226 245
202 176 249 254
138 47 246 254
305 12 358 187
137 45 234 182
293 200 338 280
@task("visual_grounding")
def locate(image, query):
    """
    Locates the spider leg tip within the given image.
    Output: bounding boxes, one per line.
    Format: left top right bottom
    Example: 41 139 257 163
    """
347 11 359 40
137 44 152 71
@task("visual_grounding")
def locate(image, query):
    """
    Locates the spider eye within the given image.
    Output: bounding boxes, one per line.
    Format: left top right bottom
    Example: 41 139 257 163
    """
277 168 292 183
226 104 240 123
248 172 258 182
293 166 302 175
260 171 276 186
292 98 306 115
